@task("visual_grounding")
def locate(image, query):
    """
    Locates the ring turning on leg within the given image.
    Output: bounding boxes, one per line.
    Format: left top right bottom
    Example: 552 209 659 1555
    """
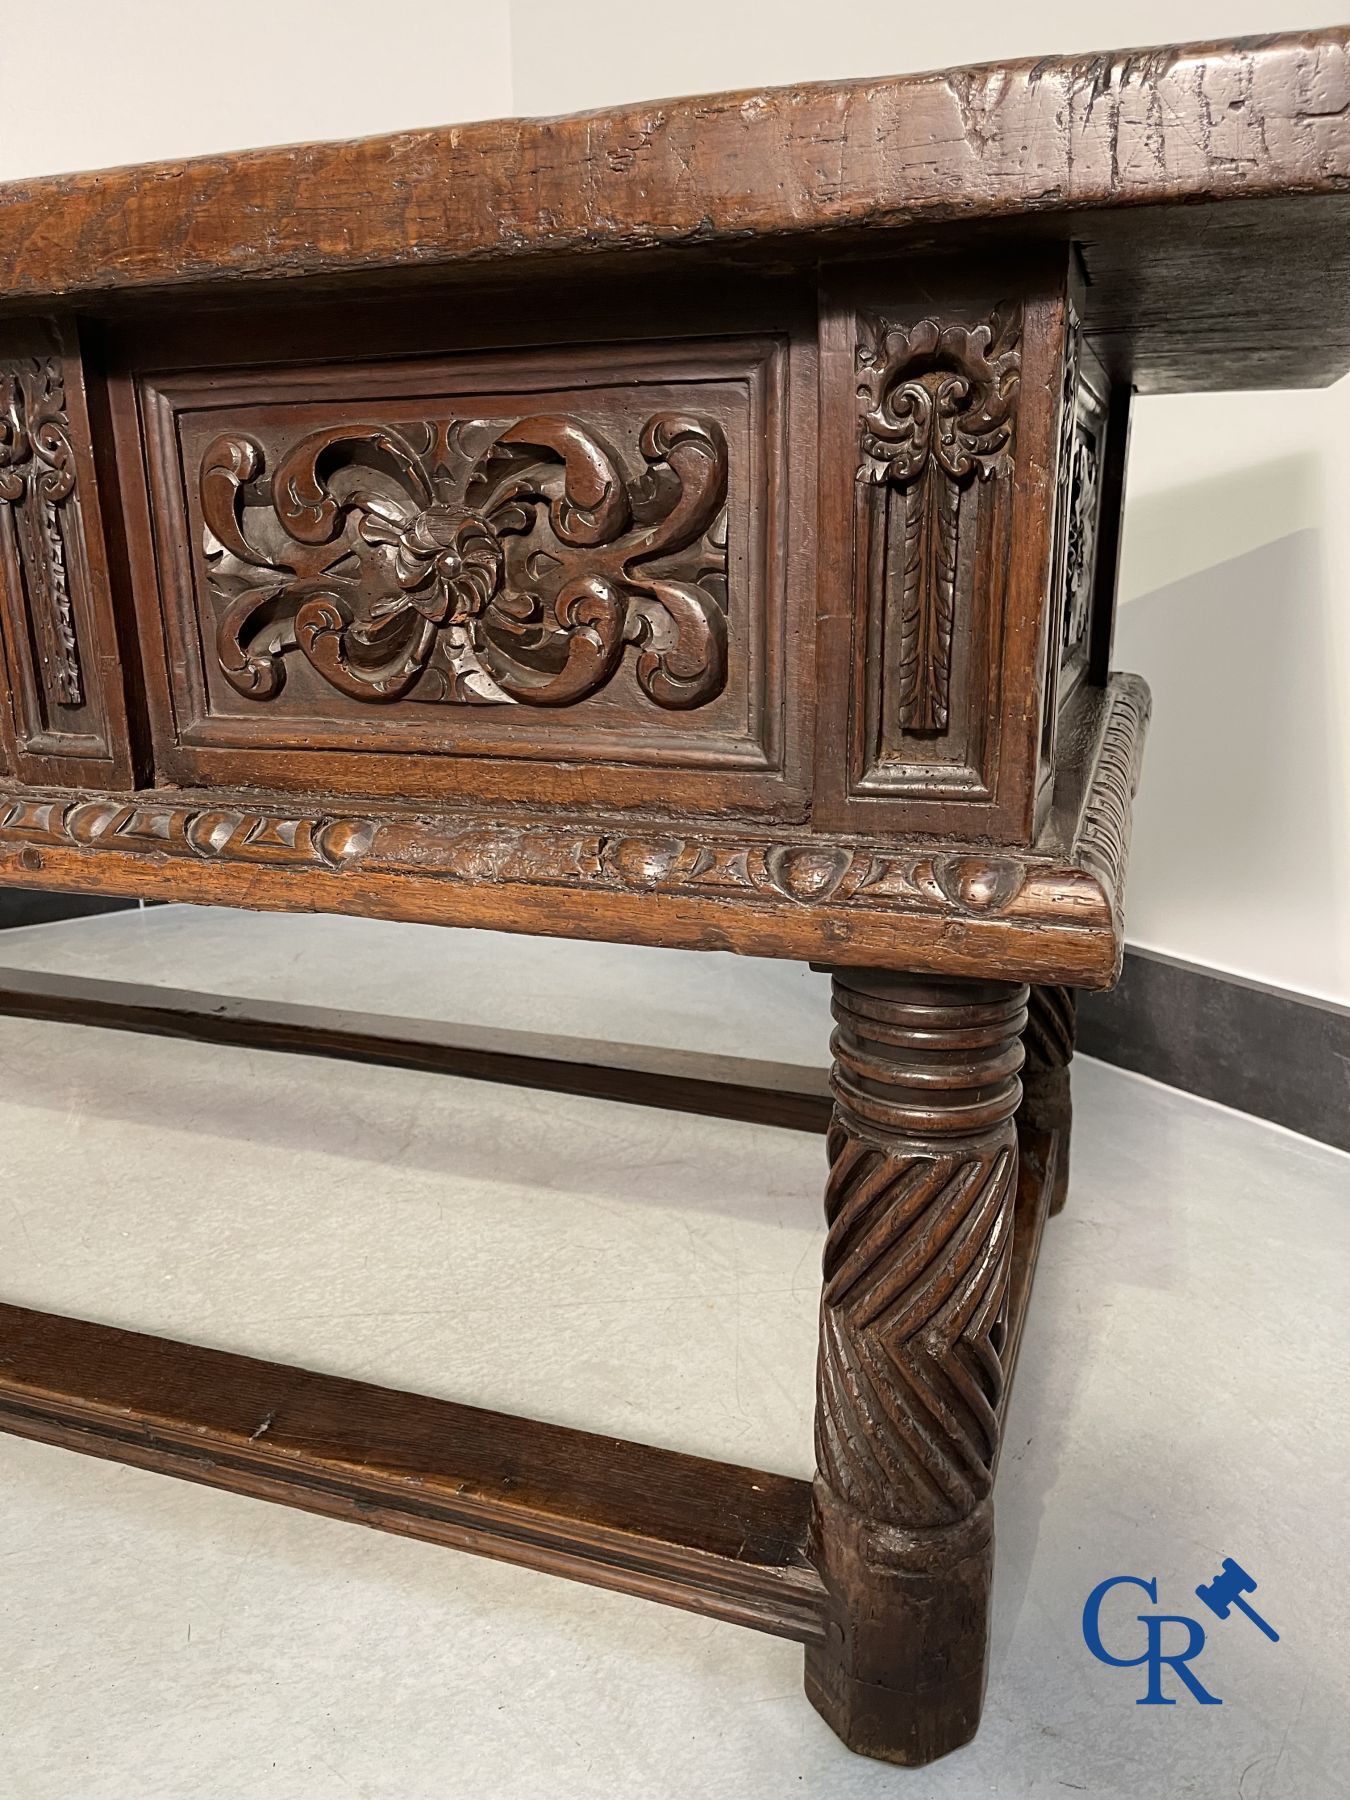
805 971 1028 1765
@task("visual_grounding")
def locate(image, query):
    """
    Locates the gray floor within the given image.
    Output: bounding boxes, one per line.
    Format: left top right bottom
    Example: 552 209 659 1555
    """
0 907 1346 1799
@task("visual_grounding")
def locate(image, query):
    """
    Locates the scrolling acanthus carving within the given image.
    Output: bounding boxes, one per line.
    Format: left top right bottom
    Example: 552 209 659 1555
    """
0 358 83 707
200 412 729 710
856 309 1020 734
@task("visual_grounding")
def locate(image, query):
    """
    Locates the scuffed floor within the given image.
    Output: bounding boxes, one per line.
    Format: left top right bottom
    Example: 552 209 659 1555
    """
0 907 1345 1799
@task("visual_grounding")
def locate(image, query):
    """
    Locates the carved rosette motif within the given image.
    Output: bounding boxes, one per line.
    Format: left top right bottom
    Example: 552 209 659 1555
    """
856 309 1021 733
200 412 729 711
0 358 83 707
815 973 1027 1528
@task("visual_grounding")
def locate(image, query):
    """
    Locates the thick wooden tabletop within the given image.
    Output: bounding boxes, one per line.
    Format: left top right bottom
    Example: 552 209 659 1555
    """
1 29 1348 390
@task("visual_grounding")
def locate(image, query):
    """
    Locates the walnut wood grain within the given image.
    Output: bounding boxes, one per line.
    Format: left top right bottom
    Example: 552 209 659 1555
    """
0 320 138 788
0 21 1247 1765
0 968 833 1133
112 317 805 818
0 674 1150 987
0 1303 826 1641
806 970 1028 1764
1019 985 1077 1217
1 32 1348 391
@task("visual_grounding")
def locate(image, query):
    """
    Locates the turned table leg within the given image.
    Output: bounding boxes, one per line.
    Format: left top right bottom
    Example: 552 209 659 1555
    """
1019 985 1077 1216
804 970 1028 1765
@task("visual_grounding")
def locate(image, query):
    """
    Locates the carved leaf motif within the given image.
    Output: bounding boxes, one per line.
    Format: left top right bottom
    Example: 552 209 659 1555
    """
856 307 1020 484
894 466 959 732
857 307 1021 737
200 411 729 712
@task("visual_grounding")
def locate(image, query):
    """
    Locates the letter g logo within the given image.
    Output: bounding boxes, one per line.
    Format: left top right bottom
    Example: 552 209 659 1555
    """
1082 1575 1159 1668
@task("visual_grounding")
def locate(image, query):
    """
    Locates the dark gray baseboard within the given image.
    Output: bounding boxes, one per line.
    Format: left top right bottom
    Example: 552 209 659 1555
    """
0 891 139 930
1077 948 1349 1153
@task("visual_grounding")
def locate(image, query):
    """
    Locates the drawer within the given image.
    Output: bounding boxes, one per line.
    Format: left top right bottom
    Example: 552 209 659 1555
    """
112 291 814 818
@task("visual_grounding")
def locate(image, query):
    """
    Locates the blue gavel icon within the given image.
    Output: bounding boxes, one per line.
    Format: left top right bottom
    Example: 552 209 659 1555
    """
1195 1558 1279 1642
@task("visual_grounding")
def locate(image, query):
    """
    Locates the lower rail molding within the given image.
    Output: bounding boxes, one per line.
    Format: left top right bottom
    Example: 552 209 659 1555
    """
0 1054 1060 1658
0 969 834 1134
0 1138 1054 1645
0 1303 827 1644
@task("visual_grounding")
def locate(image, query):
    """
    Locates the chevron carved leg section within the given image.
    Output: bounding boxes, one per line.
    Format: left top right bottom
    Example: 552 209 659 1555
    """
1019 984 1077 1216
804 971 1028 1766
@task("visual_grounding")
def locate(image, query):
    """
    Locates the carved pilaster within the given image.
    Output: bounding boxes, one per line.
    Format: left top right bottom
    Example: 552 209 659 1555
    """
856 309 1020 738
806 970 1027 1765
0 356 83 710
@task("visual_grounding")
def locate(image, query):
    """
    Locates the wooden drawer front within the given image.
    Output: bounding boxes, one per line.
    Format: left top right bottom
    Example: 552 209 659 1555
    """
0 320 136 789
128 334 804 815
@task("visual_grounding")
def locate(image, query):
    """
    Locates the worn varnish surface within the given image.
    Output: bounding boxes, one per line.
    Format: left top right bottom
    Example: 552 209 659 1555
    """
0 22 1304 1769
1 33 1348 388
110 294 814 820
0 673 1149 986
806 970 1029 1763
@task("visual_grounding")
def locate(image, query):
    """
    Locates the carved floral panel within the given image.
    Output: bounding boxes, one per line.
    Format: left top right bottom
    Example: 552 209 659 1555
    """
138 340 788 796
201 410 729 714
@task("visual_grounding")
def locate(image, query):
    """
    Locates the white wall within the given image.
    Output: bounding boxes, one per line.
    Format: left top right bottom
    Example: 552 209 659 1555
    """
2 2 1345 1002
1117 396 1350 1004
0 0 514 175
508 0 1350 113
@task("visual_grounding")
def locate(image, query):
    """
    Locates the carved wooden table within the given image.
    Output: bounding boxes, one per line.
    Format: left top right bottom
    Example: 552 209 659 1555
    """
0 27 1345 1768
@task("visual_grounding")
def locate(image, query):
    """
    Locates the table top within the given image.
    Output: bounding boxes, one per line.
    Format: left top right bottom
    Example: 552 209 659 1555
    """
1 29 1348 391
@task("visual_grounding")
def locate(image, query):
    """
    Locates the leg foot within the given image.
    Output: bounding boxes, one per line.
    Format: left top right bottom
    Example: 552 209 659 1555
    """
806 1492 994 1764
805 971 1027 1765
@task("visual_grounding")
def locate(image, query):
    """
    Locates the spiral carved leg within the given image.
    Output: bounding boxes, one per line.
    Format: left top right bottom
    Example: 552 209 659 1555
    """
804 970 1027 1766
1018 984 1076 1216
